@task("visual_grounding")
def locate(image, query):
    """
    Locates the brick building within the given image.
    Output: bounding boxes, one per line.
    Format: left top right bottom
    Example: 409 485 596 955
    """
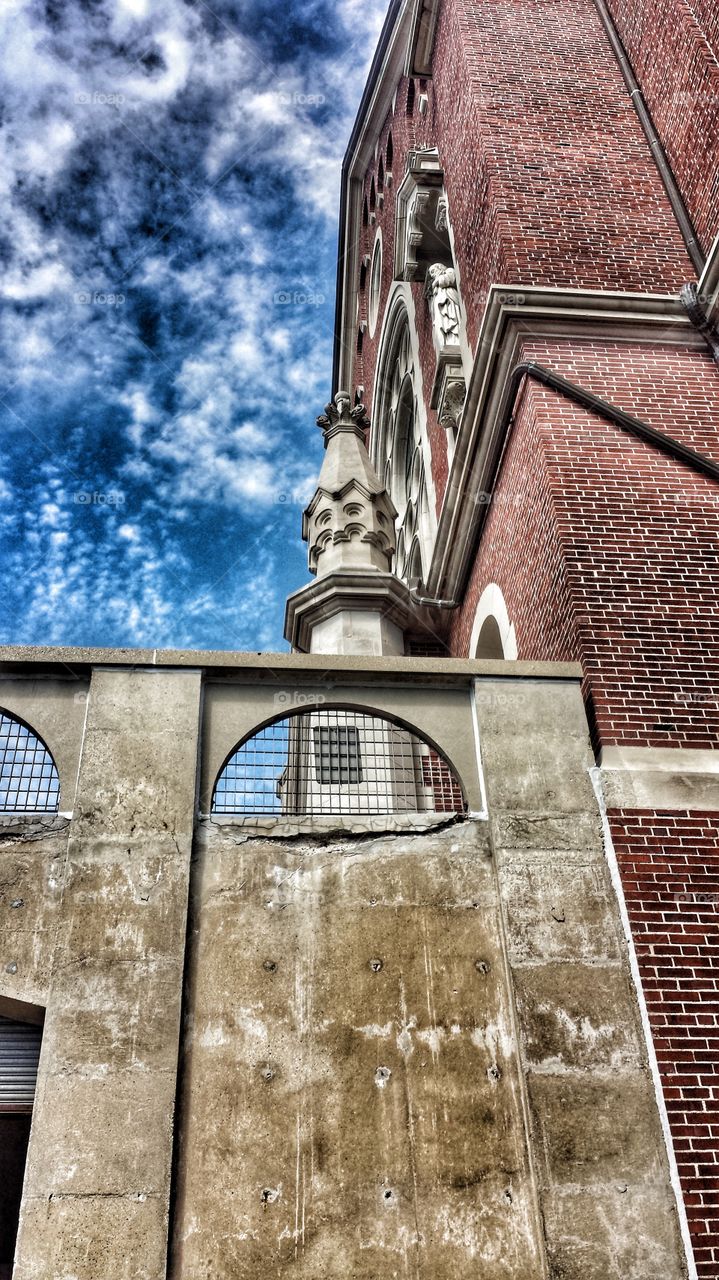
284 0 719 1273
0 1 717 1277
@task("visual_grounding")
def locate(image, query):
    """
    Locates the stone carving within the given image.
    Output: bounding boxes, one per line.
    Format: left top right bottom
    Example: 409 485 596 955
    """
305 391 397 577
426 263 461 346
438 371 467 429
393 148 444 281
435 195 449 232
316 391 369 436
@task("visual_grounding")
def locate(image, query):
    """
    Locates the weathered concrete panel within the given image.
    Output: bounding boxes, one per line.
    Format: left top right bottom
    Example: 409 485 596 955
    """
0 661 689 1277
171 820 545 1279
498 861 622 965
14 668 202 1280
513 963 642 1072
0 821 69 1009
475 677 688 1275
528 1073 664 1185
541 1187 687 1280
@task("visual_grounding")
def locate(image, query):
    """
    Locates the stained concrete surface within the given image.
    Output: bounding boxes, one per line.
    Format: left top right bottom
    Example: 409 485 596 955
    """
0 660 689 1278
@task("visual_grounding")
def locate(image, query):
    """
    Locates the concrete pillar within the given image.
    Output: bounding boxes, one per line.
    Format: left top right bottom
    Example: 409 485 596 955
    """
474 677 688 1277
14 668 201 1280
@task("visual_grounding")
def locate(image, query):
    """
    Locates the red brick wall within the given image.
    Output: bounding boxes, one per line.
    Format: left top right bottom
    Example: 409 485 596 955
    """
610 809 719 1279
357 0 699 508
447 378 579 663
603 0 719 258
450 337 719 752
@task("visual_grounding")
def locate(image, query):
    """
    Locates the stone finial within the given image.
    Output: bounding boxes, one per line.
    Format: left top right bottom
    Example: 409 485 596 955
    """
303 393 398 578
316 390 369 443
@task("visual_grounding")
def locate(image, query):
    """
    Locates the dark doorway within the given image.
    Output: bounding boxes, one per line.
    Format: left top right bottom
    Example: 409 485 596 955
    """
0 1013 43 1278
0 1115 32 1276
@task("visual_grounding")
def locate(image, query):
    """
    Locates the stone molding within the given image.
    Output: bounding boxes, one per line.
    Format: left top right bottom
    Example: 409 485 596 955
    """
699 231 719 323
423 283 704 603
284 570 413 653
600 744 719 812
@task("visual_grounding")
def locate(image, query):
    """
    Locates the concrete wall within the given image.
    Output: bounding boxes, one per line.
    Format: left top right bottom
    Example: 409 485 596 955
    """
0 652 688 1278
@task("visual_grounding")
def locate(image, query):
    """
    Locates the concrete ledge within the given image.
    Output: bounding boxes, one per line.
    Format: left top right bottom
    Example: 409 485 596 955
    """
0 645 583 683
204 811 470 839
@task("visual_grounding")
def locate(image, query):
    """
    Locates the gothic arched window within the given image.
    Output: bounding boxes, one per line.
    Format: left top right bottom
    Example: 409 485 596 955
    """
373 308 432 584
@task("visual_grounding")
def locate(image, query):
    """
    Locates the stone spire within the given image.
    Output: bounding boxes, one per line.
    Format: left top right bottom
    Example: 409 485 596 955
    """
304 390 397 576
284 391 411 655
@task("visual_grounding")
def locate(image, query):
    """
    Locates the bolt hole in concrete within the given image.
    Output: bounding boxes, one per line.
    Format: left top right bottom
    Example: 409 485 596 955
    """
263 959 277 972
260 1064 276 1082
369 958 383 972
474 959 490 974
487 1064 501 1082
374 1066 392 1087
261 1187 280 1204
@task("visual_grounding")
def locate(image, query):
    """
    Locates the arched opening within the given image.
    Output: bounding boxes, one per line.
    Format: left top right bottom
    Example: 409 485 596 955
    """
378 155 384 192
368 233 382 336
406 78 415 116
212 706 465 818
369 177 376 212
0 711 59 814
475 616 504 659
469 584 518 661
362 196 368 227
386 130 393 172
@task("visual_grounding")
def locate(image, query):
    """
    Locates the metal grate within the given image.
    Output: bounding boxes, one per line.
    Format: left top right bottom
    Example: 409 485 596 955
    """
0 713 60 814
0 1017 42 1113
212 707 465 817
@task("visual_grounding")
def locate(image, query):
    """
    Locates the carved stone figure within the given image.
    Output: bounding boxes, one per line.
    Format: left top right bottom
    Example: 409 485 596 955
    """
426 263 461 345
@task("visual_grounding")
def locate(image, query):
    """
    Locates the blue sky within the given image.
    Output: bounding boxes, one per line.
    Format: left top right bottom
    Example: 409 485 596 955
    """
0 0 387 651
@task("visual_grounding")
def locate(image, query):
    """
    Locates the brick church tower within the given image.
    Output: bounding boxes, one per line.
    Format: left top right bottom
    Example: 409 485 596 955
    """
0 2 717 1278
286 0 719 1273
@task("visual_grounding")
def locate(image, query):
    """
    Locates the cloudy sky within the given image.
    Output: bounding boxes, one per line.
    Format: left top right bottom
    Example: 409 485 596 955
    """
0 0 387 651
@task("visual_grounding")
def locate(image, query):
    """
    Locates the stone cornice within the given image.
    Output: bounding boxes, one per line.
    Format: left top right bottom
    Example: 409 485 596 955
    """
424 284 704 602
0 645 583 681
284 571 414 653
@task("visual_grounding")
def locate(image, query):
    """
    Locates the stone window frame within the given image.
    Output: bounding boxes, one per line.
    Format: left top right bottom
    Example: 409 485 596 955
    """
371 296 435 585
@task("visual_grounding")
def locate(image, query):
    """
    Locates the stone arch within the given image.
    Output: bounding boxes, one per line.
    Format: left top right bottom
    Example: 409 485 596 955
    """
0 709 60 814
211 704 466 818
469 583 517 660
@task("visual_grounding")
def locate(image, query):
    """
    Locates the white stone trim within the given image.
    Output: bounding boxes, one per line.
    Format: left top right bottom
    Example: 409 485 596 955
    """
600 745 719 811
371 283 440 554
699 231 719 323
423 283 703 602
589 768 698 1280
368 227 383 338
468 583 517 659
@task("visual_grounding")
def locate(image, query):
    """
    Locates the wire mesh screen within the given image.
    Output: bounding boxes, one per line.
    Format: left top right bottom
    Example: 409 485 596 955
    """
0 713 60 814
212 708 465 817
